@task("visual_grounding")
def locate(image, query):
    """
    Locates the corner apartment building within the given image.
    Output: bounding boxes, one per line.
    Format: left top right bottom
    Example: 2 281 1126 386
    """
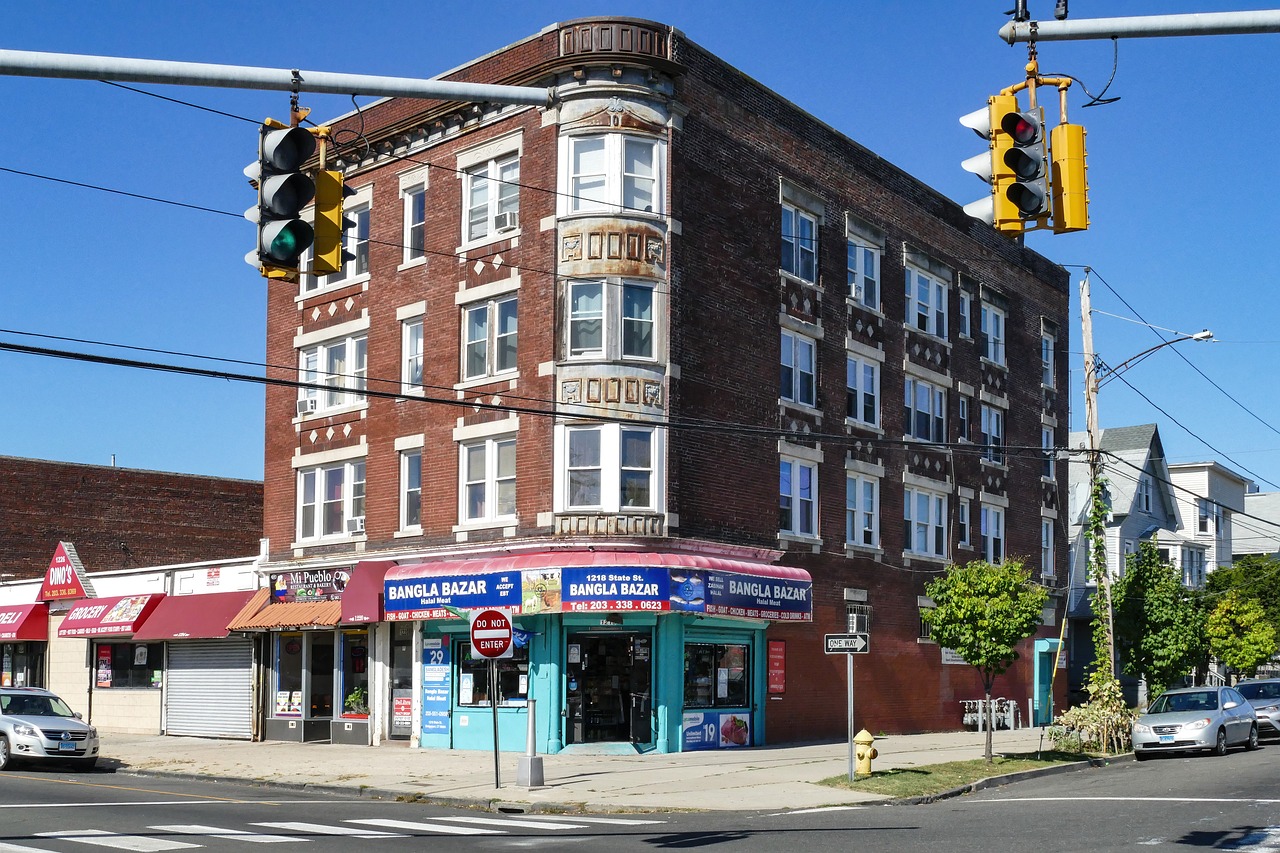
257 17 1070 752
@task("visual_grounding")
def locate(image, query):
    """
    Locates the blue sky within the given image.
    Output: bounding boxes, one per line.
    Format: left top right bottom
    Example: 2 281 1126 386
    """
4 1 1277 490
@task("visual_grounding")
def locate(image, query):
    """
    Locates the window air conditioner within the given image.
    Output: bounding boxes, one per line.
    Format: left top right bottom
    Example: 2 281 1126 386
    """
346 517 365 534
493 211 518 232
296 398 318 417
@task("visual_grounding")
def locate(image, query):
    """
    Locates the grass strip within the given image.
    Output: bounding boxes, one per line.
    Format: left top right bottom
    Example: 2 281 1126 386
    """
819 750 1092 799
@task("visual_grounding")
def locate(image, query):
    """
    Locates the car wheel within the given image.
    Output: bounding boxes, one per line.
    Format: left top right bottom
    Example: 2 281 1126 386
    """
1134 749 1150 761
0 737 10 771
1247 725 1260 751
1214 727 1228 756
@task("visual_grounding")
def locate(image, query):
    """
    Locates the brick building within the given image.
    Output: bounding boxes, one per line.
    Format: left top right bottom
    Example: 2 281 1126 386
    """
258 17 1069 751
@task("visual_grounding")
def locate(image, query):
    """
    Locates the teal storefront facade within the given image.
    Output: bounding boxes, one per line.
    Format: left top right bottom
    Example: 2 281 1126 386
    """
381 552 811 754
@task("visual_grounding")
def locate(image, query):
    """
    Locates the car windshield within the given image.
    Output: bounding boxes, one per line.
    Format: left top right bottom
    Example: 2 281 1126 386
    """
0 694 75 718
1239 682 1280 701
1148 690 1219 714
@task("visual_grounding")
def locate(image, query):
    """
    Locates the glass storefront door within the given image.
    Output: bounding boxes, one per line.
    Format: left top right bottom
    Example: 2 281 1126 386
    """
1 642 44 689
565 631 652 744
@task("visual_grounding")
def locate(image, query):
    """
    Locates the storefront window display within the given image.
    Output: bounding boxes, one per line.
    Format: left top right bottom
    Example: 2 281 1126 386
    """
683 643 749 708
1 643 45 689
456 641 528 706
272 632 336 718
94 642 163 689
340 630 369 717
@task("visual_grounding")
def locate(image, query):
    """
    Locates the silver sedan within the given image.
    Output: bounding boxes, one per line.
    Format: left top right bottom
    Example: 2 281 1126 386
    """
1132 685 1259 759
1238 678 1280 738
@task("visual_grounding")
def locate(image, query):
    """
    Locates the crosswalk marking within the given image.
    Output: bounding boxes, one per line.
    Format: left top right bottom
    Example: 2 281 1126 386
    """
251 822 404 839
36 830 199 852
519 815 668 825
0 844 57 853
149 825 300 844
432 815 589 831
343 819 502 836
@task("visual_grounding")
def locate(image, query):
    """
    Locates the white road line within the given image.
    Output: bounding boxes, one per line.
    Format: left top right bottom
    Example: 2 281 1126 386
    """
251 822 404 839
519 815 668 825
970 796 1280 804
343 819 502 836
766 806 865 816
432 816 589 830
0 843 58 853
0 801 358 809
36 830 199 852
149 825 301 844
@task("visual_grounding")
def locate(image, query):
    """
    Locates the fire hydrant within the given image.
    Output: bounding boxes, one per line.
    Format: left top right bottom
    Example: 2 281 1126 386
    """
854 728 878 777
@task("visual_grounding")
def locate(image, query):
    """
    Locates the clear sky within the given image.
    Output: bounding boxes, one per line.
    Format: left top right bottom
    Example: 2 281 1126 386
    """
3 1 1277 491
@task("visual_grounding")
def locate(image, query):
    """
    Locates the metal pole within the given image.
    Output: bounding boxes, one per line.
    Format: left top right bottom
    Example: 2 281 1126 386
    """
526 698 537 758
491 658 501 789
0 48 552 106
1001 10 1280 43
847 653 855 782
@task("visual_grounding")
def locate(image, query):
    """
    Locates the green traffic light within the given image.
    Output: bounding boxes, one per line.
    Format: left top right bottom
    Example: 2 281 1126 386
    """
263 220 315 263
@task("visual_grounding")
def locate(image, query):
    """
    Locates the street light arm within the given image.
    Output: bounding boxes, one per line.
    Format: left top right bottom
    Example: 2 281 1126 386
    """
1097 330 1212 387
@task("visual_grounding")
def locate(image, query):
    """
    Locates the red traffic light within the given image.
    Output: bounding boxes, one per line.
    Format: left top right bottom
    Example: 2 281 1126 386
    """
1001 112 1041 145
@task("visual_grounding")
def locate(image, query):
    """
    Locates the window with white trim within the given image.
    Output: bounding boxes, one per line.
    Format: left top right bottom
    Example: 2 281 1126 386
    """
957 498 971 547
847 237 880 309
1137 474 1153 513
981 303 1006 364
1198 498 1220 534
780 457 818 537
1181 545 1206 587
958 291 972 338
782 203 818 283
781 330 817 407
561 423 658 512
403 182 426 264
402 318 424 394
845 355 879 428
845 474 879 548
566 279 656 361
980 404 1005 464
981 505 1005 563
904 486 946 558
299 333 368 413
401 450 422 530
904 376 946 442
905 266 948 338
461 435 516 523
463 295 518 381
464 153 520 243
1041 331 1056 387
298 459 366 540
1041 519 1055 577
562 133 663 215
958 395 971 442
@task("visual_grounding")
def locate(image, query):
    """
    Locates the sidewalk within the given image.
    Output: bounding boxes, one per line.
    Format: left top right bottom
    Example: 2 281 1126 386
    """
100 727 1065 813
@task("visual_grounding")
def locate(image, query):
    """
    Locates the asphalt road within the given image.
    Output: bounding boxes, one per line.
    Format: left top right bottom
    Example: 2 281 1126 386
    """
1 744 1278 852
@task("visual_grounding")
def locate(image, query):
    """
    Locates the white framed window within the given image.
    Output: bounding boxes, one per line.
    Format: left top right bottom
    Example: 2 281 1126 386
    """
559 423 659 512
1041 331 1056 387
1041 519 1055 577
304 203 369 291
566 279 656 361
1137 473 1153 513
981 304 1006 365
780 457 818 537
958 291 972 338
402 318 424 394
958 395 971 442
402 180 427 265
845 474 879 548
1198 498 1219 534
845 355 879 428
297 459 366 541
904 376 946 442
461 436 516 523
299 333 368 414
980 404 1005 464
401 450 422 530
905 266 948 338
464 153 520 243
1181 546 1206 587
1042 426 1055 479
847 237 880 309
957 498 971 546
561 133 664 215
981 505 1005 563
782 203 818 283
781 330 817 407
463 295 518 380
904 486 947 559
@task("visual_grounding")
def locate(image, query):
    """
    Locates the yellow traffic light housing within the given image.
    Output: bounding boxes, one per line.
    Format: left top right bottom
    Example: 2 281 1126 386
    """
1050 122 1089 233
960 93 1025 237
312 170 356 276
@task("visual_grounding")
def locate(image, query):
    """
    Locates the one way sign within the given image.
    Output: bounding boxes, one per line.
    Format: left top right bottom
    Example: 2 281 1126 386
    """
824 632 870 654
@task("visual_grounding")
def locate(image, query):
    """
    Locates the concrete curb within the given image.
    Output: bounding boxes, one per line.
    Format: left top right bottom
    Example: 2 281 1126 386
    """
888 754 1129 806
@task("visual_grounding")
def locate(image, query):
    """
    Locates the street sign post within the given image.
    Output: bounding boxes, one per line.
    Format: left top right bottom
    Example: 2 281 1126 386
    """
469 608 514 789
824 633 870 654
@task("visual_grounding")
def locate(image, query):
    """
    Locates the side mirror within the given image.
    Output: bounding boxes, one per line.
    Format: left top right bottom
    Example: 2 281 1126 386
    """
73 711 83 720
1223 701 1238 710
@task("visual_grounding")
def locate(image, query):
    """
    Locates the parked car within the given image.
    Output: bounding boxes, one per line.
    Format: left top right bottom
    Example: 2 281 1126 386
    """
1132 685 1258 759
1238 678 1280 738
0 687 100 770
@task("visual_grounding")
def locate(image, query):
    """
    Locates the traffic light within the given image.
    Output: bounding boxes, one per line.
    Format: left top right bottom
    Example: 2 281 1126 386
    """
1050 122 1089 233
245 121 316 278
1001 106 1050 220
960 93 1024 236
312 169 356 276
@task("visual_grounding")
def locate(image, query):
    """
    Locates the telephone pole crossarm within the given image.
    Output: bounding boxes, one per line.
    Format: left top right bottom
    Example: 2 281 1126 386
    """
1000 10 1280 43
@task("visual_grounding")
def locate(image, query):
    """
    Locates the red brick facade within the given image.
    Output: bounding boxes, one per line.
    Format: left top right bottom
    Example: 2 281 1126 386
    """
262 18 1069 738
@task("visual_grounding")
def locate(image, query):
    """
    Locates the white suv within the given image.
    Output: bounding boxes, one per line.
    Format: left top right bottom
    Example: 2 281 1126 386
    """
0 688 100 771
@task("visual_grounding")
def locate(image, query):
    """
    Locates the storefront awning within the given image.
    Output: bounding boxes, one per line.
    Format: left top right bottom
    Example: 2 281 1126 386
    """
226 588 342 632
132 590 258 641
0 603 49 641
384 551 813 622
340 561 396 625
57 594 166 638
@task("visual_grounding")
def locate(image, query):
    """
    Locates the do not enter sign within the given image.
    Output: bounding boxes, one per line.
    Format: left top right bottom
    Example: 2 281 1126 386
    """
469 608 514 659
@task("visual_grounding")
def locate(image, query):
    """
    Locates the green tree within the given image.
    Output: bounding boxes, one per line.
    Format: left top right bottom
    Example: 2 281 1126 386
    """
1113 541 1204 698
1206 590 1278 677
922 559 1048 763
1205 555 1280 634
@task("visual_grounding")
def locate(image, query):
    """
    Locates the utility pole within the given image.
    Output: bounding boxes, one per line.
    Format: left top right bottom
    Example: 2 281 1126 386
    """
1001 10 1280 43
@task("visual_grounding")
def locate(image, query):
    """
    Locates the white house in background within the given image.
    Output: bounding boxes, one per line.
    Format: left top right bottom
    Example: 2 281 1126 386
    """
1163 461 1250 587
1236 490 1280 560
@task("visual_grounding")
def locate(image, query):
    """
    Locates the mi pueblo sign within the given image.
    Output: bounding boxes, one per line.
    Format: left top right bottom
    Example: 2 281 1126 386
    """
469 608 513 659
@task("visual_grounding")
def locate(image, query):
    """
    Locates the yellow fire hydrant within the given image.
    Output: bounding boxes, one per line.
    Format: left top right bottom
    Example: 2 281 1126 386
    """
854 728 878 777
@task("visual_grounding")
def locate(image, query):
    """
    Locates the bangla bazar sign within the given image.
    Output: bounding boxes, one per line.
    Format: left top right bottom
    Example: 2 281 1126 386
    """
561 567 669 613
384 570 521 621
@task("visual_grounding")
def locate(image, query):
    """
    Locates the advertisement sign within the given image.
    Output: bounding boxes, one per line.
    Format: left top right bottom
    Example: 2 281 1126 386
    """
270 568 351 602
385 571 521 621
561 567 670 613
39 541 90 602
701 571 811 621
767 639 786 694
421 638 451 735
274 691 302 716
95 645 112 688
682 711 751 750
521 569 562 614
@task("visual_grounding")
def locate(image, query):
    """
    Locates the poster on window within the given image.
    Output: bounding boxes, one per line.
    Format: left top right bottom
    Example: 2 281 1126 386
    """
421 638 451 736
682 711 751 750
767 640 786 694
95 645 112 688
